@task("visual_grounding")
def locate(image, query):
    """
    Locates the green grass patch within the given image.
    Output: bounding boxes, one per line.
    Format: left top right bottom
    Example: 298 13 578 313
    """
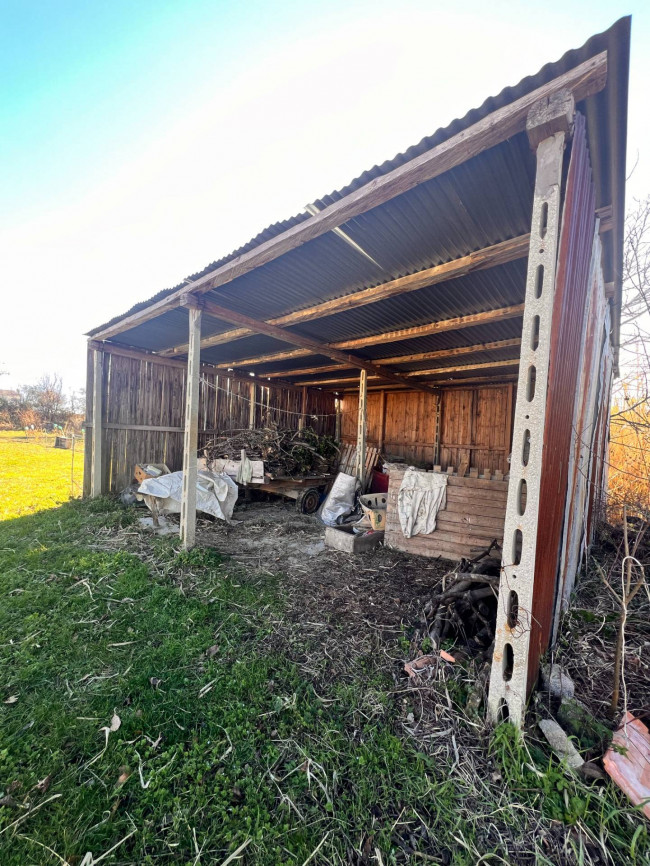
0 430 84 520
0 498 648 864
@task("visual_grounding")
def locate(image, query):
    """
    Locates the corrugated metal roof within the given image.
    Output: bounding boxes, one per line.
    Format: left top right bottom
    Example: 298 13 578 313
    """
88 17 629 378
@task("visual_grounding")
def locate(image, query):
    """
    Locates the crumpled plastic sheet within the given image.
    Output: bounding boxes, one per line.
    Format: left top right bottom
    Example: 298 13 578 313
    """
320 472 358 526
138 469 239 523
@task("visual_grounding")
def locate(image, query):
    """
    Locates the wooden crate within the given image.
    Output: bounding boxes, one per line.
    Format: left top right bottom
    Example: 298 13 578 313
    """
385 465 508 562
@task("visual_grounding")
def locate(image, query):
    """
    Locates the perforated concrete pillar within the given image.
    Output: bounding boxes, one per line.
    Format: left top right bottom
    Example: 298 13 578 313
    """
487 91 574 726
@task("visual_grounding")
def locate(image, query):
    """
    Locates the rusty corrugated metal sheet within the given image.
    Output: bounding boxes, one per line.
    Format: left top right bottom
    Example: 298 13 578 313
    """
528 112 597 687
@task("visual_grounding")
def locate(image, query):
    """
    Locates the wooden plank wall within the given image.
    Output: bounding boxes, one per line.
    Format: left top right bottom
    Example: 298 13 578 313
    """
102 353 186 494
89 347 336 494
341 385 514 472
385 465 508 561
439 386 513 475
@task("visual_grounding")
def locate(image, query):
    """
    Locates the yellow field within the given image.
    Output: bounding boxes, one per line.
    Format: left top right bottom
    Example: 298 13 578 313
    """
0 430 85 521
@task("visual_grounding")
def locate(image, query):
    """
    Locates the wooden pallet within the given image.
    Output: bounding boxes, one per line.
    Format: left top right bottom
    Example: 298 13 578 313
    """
337 443 379 492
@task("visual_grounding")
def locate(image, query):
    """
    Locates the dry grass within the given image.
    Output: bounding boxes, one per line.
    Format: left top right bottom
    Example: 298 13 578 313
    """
0 430 84 521
608 393 650 522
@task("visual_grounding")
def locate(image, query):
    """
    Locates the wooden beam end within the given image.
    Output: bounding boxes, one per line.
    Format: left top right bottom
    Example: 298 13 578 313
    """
526 88 575 150
180 293 206 311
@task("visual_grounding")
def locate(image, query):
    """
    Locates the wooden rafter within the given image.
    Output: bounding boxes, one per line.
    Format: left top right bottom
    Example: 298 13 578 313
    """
298 358 520 387
264 363 347 378
343 374 520 392
404 359 519 377
190 296 440 394
90 52 607 343
206 304 525 370
260 337 522 379
86 339 302 392
161 235 530 356
334 305 525 350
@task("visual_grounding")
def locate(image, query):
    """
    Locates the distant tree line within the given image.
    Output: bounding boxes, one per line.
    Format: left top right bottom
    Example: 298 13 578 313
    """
0 373 84 432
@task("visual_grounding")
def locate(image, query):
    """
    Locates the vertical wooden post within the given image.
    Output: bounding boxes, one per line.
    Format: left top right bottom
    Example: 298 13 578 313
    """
90 349 104 498
335 398 342 442
488 90 574 727
433 392 442 466
299 386 307 430
378 389 386 453
355 370 368 484
249 381 256 429
180 305 202 549
504 383 514 473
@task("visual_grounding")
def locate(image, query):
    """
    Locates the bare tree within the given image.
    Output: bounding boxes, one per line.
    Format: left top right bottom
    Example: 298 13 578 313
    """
68 388 86 415
615 195 650 399
21 374 67 424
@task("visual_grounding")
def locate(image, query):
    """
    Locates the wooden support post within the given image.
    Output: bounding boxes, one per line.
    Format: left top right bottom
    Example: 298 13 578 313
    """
335 398 342 442
299 386 307 430
90 349 104 498
180 306 202 549
433 392 442 466
355 370 368 483
249 380 256 429
378 390 386 453
488 89 574 727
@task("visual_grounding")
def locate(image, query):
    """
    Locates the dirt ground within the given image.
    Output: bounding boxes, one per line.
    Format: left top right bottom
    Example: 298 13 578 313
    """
201 500 449 624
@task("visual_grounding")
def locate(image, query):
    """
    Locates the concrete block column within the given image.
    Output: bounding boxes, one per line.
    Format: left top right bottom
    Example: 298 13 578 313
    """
487 91 574 726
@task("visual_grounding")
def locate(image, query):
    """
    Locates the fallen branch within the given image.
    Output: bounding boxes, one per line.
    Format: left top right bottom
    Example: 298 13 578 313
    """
421 540 501 655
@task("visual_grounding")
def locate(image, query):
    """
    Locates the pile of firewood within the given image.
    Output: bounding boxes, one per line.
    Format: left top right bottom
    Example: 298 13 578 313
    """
423 540 501 659
204 427 339 478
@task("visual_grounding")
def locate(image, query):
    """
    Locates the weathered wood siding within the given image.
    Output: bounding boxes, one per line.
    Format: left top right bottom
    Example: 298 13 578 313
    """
385 465 508 561
86 345 336 494
341 385 515 472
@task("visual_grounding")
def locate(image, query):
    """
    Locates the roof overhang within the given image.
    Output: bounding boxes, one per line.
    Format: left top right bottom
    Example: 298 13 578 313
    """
87 17 630 387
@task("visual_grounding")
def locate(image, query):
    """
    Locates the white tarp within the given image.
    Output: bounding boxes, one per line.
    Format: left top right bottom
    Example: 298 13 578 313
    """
320 472 358 526
197 457 265 484
398 468 448 538
138 470 239 522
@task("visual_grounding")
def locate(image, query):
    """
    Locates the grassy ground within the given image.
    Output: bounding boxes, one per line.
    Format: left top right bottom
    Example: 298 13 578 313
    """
0 498 648 865
0 430 84 520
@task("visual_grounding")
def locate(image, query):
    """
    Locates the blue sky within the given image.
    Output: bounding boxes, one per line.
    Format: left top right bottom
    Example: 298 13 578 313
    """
0 1 647 392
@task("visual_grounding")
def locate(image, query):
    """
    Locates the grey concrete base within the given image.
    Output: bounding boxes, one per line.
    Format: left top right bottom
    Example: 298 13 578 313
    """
324 526 384 553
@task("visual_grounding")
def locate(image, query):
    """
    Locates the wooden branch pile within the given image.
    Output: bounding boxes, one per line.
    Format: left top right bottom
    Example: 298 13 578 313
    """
423 541 501 659
204 427 339 478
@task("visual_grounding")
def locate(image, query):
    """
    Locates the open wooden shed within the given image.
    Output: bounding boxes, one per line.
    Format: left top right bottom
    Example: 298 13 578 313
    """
85 18 630 723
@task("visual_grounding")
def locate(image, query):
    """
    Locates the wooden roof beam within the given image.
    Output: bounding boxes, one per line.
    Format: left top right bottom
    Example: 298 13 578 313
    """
205 304 525 370
90 51 606 342
405 359 519 377
161 234 530 356
298 358 520 387
340 374 520 392
189 296 439 394
261 337 522 379
86 339 301 391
